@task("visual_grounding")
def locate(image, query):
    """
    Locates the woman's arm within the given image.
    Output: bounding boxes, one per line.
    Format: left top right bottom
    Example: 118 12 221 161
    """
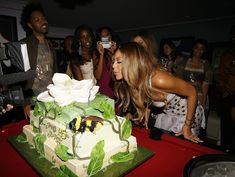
152 70 197 123
151 70 202 143
94 42 105 80
70 62 83 80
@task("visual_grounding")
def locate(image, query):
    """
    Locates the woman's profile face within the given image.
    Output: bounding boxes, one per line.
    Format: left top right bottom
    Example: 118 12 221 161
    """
133 36 147 49
112 49 123 80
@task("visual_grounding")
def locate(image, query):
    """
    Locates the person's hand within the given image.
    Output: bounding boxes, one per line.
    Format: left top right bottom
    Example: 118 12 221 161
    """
0 104 13 115
97 41 105 55
175 125 203 143
24 104 32 120
107 41 117 54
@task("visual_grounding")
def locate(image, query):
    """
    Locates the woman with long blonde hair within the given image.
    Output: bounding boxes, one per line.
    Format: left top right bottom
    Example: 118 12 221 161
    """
112 42 205 143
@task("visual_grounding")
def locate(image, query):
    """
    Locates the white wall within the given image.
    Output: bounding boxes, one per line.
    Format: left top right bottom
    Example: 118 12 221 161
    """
0 0 26 40
0 0 74 40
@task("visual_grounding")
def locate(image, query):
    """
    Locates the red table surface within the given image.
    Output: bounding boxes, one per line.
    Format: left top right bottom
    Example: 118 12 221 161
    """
0 120 223 177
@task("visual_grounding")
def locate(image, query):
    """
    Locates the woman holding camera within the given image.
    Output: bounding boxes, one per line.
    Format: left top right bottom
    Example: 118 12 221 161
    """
95 26 120 98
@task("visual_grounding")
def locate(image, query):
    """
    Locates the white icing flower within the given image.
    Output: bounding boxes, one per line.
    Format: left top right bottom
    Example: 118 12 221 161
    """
52 73 71 86
37 91 54 102
37 73 99 106
54 95 74 106
49 85 69 98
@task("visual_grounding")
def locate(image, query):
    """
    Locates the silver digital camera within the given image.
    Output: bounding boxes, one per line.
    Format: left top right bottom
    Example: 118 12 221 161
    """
101 37 111 49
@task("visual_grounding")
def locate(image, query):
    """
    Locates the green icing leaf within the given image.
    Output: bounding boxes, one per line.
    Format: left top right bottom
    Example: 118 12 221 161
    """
30 120 39 133
16 134 27 143
55 103 63 115
45 102 54 112
87 140 105 176
121 119 132 139
73 102 89 110
46 102 63 119
56 104 84 124
33 100 63 119
33 93 115 122
101 102 115 119
33 126 39 133
111 151 135 163
33 134 46 155
55 170 67 177
90 96 115 119
56 165 78 177
55 144 74 161
84 107 103 117
33 101 46 117
32 96 37 102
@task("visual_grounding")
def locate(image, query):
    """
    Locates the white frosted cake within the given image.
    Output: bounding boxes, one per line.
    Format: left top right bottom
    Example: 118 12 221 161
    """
22 73 137 177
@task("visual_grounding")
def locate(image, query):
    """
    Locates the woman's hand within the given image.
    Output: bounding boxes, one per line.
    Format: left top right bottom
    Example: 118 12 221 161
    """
97 41 117 55
175 125 203 143
97 41 105 55
108 41 117 54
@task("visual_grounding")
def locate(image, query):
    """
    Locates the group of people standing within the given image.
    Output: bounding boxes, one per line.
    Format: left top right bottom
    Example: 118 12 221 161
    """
63 25 118 99
3 1 233 151
20 2 119 119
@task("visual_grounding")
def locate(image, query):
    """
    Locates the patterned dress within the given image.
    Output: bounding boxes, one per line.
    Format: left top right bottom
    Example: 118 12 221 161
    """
182 58 213 109
150 82 206 136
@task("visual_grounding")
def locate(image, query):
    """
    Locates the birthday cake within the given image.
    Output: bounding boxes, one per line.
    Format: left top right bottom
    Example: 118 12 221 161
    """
22 73 137 177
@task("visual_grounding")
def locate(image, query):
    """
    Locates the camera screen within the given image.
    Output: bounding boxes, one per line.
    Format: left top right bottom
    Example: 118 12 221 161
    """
101 37 111 49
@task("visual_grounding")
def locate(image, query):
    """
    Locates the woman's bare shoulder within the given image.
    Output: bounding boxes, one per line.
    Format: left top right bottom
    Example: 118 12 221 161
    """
151 69 170 88
152 69 172 82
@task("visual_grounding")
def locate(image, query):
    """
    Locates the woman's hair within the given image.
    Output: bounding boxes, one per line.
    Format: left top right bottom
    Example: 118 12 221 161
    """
132 30 159 59
71 25 96 65
113 42 157 123
20 2 45 34
161 39 178 62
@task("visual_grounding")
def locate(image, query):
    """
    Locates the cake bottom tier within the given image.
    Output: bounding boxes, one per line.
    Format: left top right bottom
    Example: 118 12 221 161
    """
23 125 137 177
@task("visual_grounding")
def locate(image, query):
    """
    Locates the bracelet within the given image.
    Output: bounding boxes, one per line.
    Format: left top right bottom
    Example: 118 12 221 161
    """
184 118 193 126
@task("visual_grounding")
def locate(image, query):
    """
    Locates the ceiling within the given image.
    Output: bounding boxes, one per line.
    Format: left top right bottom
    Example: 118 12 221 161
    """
34 0 235 32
